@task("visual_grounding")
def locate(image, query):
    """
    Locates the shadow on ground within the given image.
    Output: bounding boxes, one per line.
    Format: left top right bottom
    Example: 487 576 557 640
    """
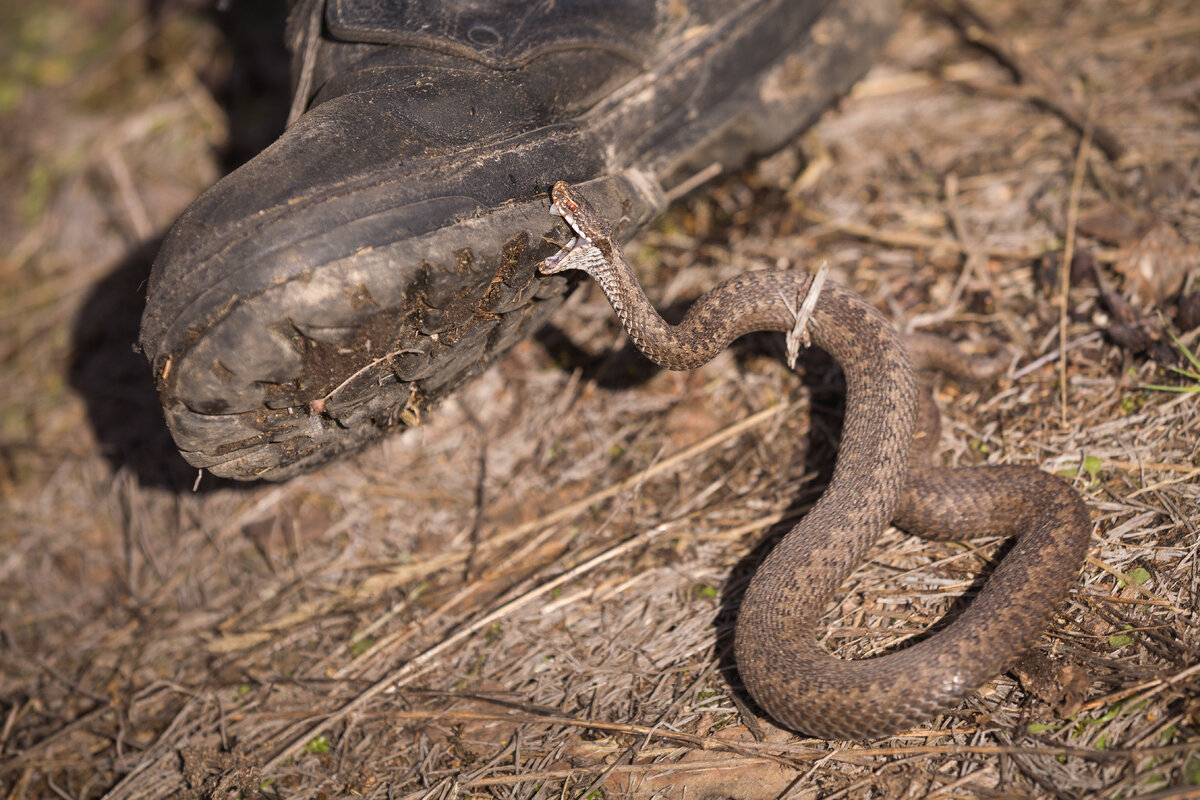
67 239 213 490
68 0 292 491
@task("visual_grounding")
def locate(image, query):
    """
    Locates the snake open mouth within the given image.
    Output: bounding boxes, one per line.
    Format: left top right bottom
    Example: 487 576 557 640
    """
540 236 582 273
540 184 590 273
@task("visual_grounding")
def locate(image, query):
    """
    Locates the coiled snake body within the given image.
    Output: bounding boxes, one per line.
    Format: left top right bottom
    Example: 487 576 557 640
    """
540 181 1091 739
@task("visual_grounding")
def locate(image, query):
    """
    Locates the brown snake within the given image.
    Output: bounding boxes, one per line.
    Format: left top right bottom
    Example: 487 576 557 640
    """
539 181 1091 739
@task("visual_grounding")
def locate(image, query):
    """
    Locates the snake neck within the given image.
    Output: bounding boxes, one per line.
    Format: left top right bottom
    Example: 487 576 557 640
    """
587 238 703 369
588 239 822 371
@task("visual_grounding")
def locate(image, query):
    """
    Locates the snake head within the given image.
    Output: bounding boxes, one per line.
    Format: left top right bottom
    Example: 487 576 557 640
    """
541 181 601 275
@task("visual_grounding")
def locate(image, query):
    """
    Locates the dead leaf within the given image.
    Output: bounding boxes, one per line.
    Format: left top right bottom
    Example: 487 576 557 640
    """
1077 201 1153 247
613 724 802 800
1106 316 1176 362
1115 221 1199 307
1177 292 1200 333
1013 650 1090 718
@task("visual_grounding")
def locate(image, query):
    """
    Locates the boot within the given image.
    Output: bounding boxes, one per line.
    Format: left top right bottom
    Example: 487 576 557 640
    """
140 0 898 480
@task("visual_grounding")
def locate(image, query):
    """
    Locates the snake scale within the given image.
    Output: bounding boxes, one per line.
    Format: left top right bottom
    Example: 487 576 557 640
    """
539 181 1091 739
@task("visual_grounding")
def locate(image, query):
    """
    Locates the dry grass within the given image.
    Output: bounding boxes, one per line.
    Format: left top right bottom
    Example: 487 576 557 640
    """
2 1 1198 798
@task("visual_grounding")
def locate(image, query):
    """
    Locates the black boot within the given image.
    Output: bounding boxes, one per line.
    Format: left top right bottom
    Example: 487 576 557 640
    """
140 0 898 480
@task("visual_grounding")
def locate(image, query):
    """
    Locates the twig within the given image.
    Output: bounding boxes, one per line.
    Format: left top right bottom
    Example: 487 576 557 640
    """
1009 332 1103 380
103 149 153 242
906 173 985 331
782 261 829 369
796 205 1049 262
1085 556 1184 613
1091 459 1200 476
667 162 725 202
201 401 798 654
261 523 677 774
937 0 1126 162
1074 662 1200 715
354 402 794 590
316 346 425 408
251 705 1200 766
1060 112 1095 424
576 662 720 798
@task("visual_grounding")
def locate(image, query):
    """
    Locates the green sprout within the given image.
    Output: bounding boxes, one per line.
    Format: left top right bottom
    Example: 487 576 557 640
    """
304 734 332 754
1145 320 1200 393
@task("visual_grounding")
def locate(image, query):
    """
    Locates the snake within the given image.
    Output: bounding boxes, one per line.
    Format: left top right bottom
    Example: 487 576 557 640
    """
538 181 1091 739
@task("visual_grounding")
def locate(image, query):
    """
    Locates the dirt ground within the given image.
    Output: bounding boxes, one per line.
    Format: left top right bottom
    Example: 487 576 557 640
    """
2 1 1198 798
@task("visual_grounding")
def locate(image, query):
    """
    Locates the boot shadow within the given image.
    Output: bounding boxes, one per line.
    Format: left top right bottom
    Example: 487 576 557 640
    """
68 0 292 491
67 240 249 491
